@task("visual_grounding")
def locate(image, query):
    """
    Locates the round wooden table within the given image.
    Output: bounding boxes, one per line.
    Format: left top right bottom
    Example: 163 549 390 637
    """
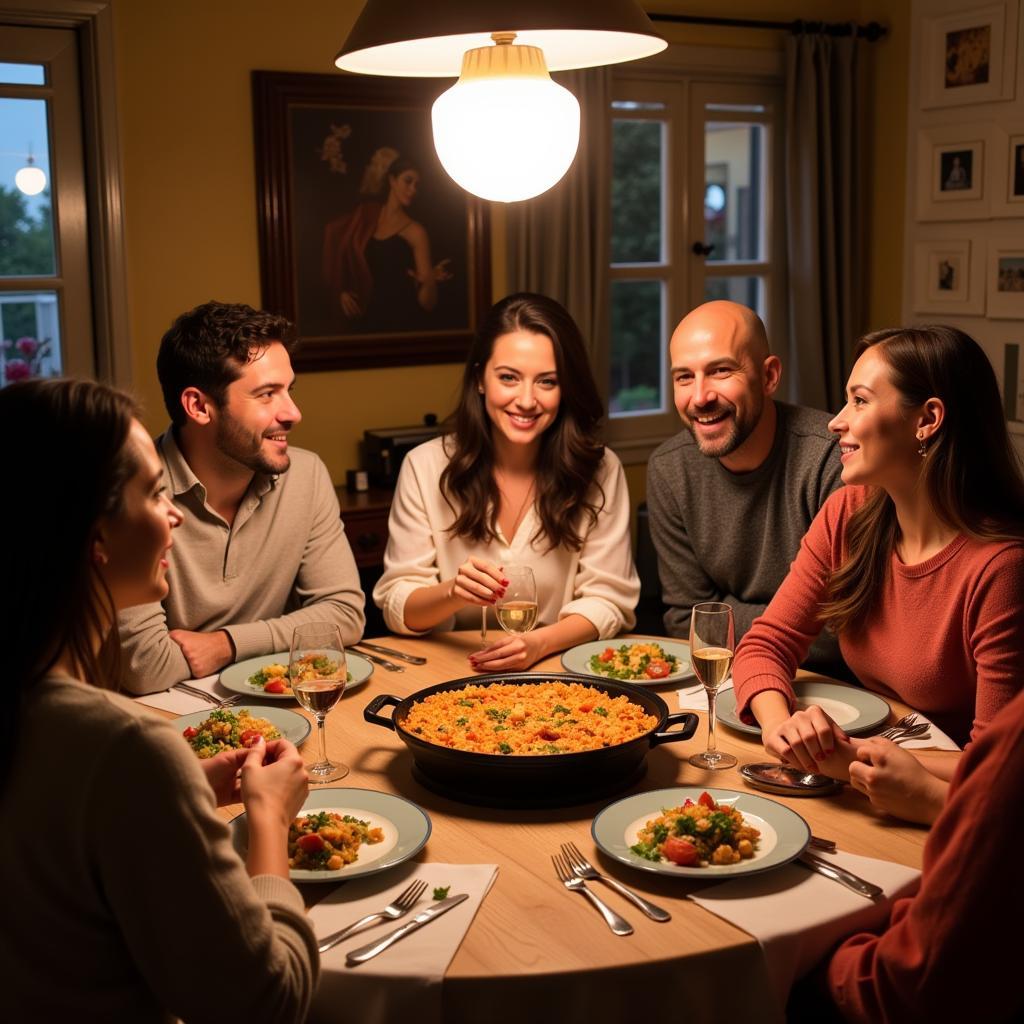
213 632 928 1023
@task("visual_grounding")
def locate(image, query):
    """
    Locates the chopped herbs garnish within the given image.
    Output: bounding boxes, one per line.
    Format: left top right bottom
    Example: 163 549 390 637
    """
433 885 451 900
498 742 512 754
594 707 608 717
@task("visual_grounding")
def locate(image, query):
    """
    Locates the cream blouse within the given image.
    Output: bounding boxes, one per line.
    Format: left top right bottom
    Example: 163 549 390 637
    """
373 436 640 638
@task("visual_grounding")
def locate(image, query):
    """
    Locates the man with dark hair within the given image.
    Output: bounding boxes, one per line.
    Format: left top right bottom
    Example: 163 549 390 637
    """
647 300 843 671
119 300 364 694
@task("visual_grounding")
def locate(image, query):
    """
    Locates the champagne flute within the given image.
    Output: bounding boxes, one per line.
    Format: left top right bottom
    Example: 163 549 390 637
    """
495 566 538 636
290 622 349 783
688 602 738 770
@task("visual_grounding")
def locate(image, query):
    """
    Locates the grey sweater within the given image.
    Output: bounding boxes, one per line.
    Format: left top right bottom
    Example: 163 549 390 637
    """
647 402 844 672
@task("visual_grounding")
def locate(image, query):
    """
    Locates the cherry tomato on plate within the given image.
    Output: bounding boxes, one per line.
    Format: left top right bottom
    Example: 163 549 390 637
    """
239 730 263 748
644 659 671 680
698 791 717 810
182 726 198 740
662 836 699 866
296 833 326 853
264 679 288 694
599 648 616 663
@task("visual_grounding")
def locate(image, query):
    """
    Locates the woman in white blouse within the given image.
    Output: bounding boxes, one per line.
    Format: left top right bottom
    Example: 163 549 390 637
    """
374 292 639 671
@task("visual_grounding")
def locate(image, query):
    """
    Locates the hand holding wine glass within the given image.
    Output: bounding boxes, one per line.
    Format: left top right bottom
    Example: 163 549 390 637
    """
290 622 348 783
688 602 738 770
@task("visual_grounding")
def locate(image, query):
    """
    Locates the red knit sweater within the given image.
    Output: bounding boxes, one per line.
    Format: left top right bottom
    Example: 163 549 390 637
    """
733 486 1024 746
826 684 1024 1022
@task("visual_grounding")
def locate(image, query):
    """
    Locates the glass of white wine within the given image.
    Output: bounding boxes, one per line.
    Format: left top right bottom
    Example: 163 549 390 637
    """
495 566 538 637
290 622 349 783
688 602 738 770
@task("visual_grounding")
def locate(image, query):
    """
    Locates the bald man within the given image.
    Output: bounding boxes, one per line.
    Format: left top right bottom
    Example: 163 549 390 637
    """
647 301 844 671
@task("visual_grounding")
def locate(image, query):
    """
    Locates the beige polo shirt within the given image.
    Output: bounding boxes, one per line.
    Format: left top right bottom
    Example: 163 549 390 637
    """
118 430 365 694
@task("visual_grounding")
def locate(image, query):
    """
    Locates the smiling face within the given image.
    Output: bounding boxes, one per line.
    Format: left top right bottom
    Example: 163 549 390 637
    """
211 341 301 475
669 305 776 461
96 420 182 611
480 330 561 455
829 346 921 488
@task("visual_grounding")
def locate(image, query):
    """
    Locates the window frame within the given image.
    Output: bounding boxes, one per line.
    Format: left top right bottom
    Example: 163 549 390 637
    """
606 45 783 463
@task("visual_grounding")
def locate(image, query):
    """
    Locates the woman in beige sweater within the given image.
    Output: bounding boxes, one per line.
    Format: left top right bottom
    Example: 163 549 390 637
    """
374 293 639 671
0 379 317 1022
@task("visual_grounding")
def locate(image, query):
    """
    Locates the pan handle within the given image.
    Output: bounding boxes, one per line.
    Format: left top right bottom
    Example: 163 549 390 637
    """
649 711 699 748
363 693 402 730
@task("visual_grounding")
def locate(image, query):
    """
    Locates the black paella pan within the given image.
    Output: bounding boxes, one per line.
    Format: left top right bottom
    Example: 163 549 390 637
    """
363 671 699 807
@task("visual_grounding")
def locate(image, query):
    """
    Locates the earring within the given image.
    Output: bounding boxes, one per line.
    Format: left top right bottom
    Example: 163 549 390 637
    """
917 431 927 458
477 386 485 395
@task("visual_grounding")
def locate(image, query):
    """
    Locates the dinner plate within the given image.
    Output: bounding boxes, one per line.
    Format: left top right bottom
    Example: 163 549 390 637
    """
715 681 891 736
219 651 375 701
229 787 432 883
561 637 694 686
592 786 810 879
176 705 311 749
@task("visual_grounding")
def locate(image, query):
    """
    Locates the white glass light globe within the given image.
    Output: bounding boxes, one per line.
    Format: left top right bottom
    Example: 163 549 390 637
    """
432 76 580 203
15 164 46 196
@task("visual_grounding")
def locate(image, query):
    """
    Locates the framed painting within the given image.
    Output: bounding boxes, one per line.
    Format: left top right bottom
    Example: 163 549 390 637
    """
252 71 491 372
989 124 1024 216
920 3 1017 109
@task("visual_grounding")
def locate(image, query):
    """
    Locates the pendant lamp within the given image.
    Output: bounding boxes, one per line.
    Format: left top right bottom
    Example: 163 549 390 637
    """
15 154 46 197
335 1 665 202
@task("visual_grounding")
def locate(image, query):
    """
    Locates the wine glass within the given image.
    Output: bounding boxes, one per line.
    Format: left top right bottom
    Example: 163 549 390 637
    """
495 566 538 636
688 602 738 770
290 622 349 783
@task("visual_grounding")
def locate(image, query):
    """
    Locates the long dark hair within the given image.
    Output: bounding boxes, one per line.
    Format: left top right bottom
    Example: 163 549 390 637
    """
440 293 606 551
823 325 1024 633
2 378 138 767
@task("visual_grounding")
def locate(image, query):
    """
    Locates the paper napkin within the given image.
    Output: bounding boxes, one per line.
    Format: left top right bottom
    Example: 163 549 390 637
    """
308 861 498 1024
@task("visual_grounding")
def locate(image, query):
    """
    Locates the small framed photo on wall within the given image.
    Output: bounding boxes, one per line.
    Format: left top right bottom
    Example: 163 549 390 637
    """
920 3 1018 109
988 125 1024 217
913 239 985 314
987 243 1024 318
916 126 991 220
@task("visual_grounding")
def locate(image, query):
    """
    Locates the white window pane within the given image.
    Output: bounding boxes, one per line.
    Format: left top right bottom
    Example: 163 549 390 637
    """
611 119 664 264
609 279 665 417
0 63 45 86
1 290 62 386
0 97 55 275
704 122 764 262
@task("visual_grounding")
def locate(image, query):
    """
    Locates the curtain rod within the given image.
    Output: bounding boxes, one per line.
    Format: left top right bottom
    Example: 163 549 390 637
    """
648 13 887 41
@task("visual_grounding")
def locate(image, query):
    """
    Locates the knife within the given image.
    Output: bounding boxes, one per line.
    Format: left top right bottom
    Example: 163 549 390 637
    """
354 641 427 665
346 893 470 965
799 851 884 900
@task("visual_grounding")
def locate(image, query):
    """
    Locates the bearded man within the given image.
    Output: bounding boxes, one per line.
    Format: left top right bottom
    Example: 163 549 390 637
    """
647 301 842 671
118 301 364 693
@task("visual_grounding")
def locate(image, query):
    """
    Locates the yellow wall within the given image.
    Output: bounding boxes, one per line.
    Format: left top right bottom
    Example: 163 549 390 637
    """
114 0 909 488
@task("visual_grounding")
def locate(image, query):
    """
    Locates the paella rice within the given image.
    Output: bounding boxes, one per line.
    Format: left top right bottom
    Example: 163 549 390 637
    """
404 681 658 755
288 810 384 871
631 791 761 866
182 708 281 759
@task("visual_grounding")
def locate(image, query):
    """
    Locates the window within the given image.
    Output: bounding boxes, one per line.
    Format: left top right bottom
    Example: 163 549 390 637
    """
606 52 783 458
0 6 129 388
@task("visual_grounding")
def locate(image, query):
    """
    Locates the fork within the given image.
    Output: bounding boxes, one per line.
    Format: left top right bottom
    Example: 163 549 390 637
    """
171 683 241 708
879 721 930 741
552 852 633 936
879 712 919 736
560 842 670 922
317 879 428 954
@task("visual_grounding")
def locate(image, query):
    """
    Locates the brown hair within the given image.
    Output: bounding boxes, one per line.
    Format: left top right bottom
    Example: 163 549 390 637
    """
440 293 605 552
2 378 139 766
822 325 1024 633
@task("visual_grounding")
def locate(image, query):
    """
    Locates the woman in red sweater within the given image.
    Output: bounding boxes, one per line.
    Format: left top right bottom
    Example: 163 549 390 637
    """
733 325 1024 823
